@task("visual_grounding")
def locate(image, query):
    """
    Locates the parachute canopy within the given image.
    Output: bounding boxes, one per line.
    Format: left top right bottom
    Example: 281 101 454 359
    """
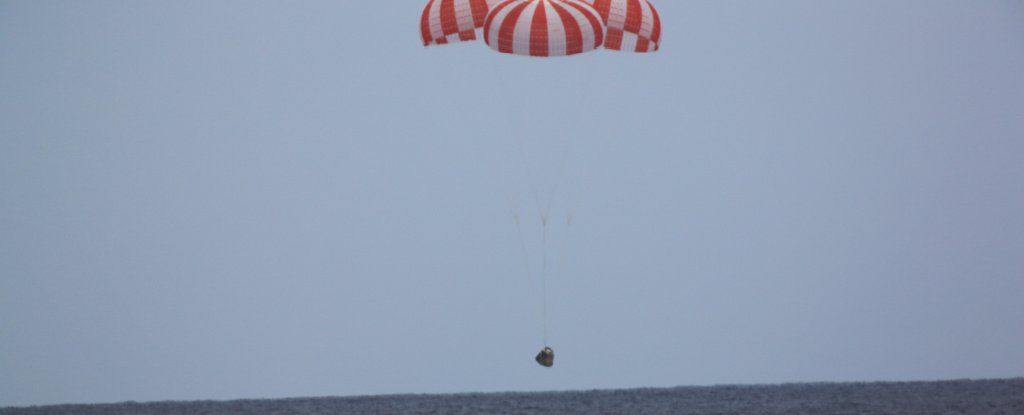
585 0 661 52
419 0 661 55
484 0 605 57
421 0 501 46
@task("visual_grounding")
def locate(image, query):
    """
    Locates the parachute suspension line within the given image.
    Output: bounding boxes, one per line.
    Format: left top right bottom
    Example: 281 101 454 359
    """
515 134 557 346
518 120 576 347
545 118 579 348
511 195 548 336
542 216 549 346
516 136 549 223
509 107 575 348
465 122 545 341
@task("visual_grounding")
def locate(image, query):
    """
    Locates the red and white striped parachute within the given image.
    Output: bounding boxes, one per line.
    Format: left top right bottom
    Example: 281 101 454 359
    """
483 0 605 57
421 0 502 46
584 0 661 52
419 0 662 56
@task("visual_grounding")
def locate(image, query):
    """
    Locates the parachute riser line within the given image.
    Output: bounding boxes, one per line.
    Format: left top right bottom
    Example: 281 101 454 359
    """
542 218 549 345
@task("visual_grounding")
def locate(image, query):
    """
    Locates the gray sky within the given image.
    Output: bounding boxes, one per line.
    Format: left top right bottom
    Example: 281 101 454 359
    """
2 0 1023 407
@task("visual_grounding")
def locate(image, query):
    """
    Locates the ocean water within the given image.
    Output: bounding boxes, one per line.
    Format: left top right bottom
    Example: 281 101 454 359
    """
2 378 1022 415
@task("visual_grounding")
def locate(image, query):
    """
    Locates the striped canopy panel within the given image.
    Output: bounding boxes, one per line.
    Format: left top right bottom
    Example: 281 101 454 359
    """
422 0 502 46
484 0 605 57
585 0 661 52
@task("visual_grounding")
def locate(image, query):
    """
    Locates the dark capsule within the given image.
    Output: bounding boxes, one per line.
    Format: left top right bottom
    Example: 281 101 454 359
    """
535 347 554 367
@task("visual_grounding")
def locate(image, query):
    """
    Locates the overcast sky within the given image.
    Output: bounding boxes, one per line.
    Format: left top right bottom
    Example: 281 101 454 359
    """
2 0 1023 408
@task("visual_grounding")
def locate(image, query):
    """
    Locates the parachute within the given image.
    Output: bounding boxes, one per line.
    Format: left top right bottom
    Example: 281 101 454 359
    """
484 0 605 57
418 0 663 368
421 0 502 46
421 0 662 55
585 0 662 52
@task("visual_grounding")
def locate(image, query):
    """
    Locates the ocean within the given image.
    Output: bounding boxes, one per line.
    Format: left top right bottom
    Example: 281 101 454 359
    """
2 378 1021 415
